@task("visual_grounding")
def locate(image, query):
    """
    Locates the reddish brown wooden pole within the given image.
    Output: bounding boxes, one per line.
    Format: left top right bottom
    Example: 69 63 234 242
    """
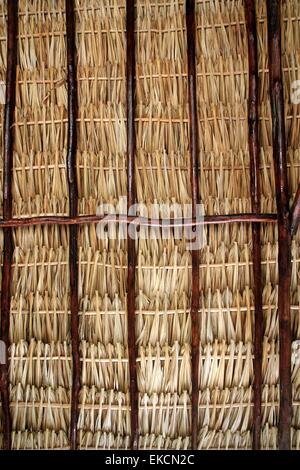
244 0 263 450
126 0 139 450
65 0 80 450
267 0 292 450
0 212 278 228
186 0 200 450
0 0 18 451
291 184 300 235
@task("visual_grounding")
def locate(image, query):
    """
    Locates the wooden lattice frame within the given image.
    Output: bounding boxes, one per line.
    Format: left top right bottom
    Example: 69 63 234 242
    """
0 0 299 451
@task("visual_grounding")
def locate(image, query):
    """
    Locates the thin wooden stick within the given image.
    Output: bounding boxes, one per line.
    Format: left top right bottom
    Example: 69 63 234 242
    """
267 0 292 450
244 0 263 450
0 0 18 451
186 0 200 450
65 0 80 450
0 213 278 228
291 184 300 235
126 0 139 450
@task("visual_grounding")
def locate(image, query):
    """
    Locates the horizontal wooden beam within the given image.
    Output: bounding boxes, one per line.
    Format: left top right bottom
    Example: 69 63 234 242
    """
0 213 277 229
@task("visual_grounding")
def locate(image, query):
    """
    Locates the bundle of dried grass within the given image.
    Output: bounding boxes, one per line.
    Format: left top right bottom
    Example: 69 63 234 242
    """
0 0 299 450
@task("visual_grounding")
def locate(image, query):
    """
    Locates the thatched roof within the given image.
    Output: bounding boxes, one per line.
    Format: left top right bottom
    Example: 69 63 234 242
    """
0 0 299 450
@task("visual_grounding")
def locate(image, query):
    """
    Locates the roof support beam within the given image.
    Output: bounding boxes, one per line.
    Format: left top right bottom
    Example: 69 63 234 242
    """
126 0 139 451
65 0 80 450
186 0 201 450
244 0 263 450
0 0 18 451
267 0 292 450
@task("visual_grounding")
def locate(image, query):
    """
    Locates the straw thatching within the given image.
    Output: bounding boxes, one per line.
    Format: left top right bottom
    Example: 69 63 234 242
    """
0 0 300 450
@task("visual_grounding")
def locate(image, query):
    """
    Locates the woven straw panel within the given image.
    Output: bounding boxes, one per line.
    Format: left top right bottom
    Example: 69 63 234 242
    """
0 0 299 450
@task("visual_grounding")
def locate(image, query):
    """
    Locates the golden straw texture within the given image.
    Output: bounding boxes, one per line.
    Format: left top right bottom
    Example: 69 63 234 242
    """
0 0 299 450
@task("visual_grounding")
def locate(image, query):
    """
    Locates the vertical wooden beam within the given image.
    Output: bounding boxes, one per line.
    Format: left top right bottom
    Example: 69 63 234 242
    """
244 0 263 450
186 0 200 450
126 0 139 450
65 0 80 450
266 0 292 450
0 0 18 451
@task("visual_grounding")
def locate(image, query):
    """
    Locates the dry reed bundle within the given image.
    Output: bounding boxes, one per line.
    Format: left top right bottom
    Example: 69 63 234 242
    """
0 0 299 450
